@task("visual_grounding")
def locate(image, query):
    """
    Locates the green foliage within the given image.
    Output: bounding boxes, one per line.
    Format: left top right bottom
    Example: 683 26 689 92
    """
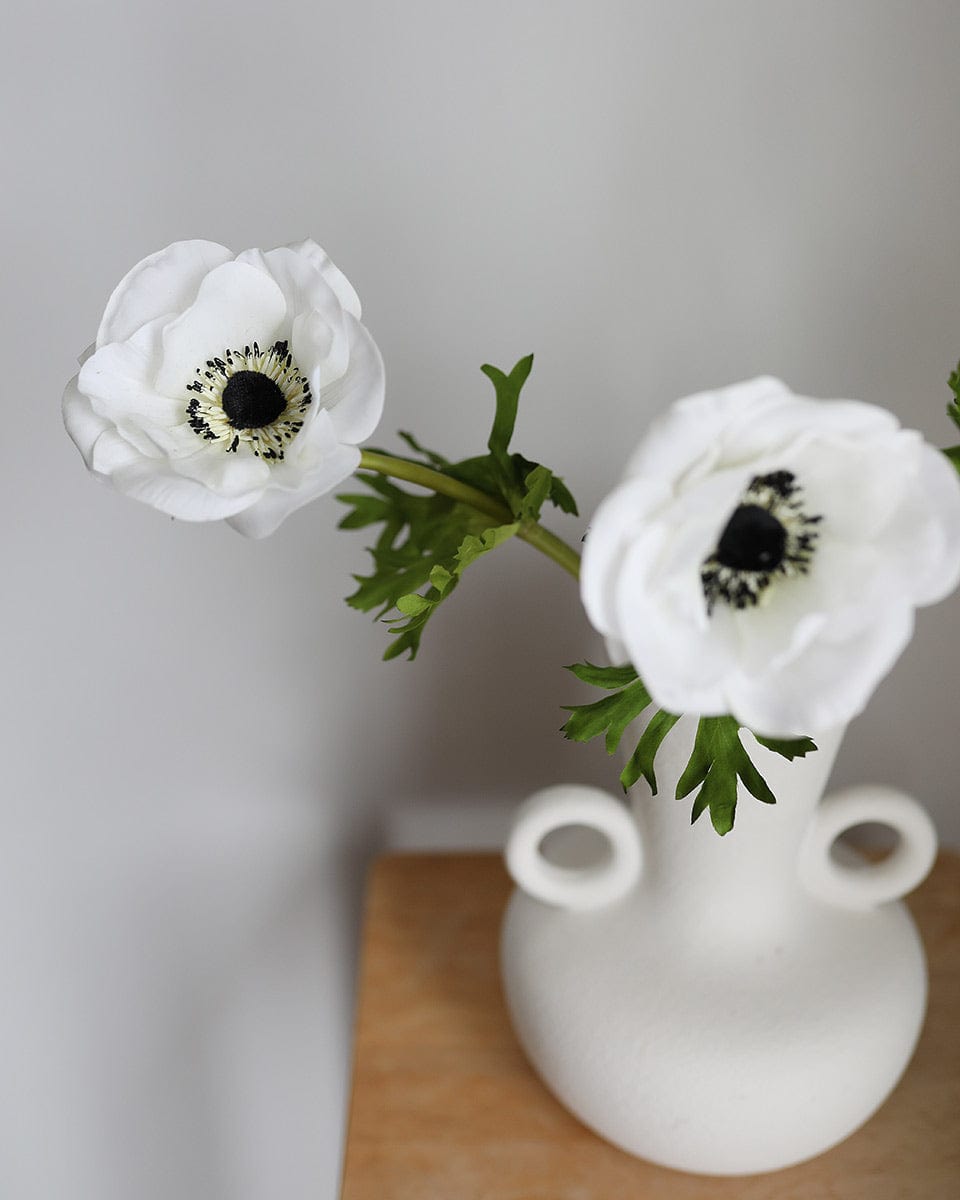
948 362 960 433
753 732 818 760
945 366 960 471
385 522 519 660
676 717 788 836
621 709 682 794
561 663 817 835
560 667 653 754
337 356 579 659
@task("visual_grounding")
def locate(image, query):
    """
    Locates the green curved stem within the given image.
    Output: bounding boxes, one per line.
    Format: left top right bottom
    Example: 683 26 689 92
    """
358 449 582 580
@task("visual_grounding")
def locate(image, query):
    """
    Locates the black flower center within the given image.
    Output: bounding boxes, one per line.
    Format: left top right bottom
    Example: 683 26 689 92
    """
715 504 787 572
221 370 287 430
185 341 311 462
701 471 822 614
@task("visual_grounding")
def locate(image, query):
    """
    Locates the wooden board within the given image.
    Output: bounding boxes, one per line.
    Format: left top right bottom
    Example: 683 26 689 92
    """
340 852 960 1199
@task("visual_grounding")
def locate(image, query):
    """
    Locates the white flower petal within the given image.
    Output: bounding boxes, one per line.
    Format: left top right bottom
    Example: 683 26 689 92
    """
614 534 737 711
236 245 348 342
321 314 386 445
63 375 112 472
96 240 233 348
170 446 271 497
90 429 147 476
292 309 351 394
80 317 185 431
282 238 362 319
580 475 672 635
903 444 960 604
226 443 360 538
155 261 286 397
624 377 790 484
109 457 262 521
728 607 915 737
792 432 913 542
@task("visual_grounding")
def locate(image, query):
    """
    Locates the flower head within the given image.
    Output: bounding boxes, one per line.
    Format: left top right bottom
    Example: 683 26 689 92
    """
581 377 960 736
63 239 385 537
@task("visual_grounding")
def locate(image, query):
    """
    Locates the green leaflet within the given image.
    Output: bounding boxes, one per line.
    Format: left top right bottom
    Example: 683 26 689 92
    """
562 663 818 835
948 362 960 434
479 356 579 521
397 430 450 468
675 717 773 835
560 677 653 754
385 522 520 660
337 356 579 659
753 732 818 760
565 661 642 689
945 363 960 471
561 661 660 760
621 709 682 794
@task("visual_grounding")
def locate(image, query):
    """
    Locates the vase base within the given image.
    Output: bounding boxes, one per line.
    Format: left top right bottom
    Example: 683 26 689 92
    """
500 880 927 1176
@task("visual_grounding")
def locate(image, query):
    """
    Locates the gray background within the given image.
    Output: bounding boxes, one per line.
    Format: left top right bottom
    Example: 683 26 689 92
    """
3 2 960 1198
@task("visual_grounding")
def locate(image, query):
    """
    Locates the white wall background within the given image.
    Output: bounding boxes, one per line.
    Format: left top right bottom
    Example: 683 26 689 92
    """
4 2 960 1197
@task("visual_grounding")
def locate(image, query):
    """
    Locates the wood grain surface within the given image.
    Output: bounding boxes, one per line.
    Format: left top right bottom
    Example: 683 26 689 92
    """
339 852 959 1199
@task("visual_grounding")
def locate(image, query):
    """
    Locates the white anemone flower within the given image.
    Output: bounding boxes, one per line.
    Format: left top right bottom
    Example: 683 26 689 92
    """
63 239 385 537
581 377 960 736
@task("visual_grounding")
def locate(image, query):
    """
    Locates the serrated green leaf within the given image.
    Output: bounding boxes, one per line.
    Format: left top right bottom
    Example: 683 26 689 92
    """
346 554 437 614
549 474 579 516
690 785 713 826
340 356 580 660
561 667 815 835
454 522 519 571
483 355 533 469
701 768 738 835
943 446 960 474
676 719 715 800
560 678 652 754
347 471 405 500
565 661 639 689
559 690 628 743
620 709 681 793
603 679 653 754
336 503 391 531
384 522 518 660
753 733 818 761
440 455 504 496
429 563 454 593
518 464 553 521
677 716 782 835
397 430 450 468
949 364 960 433
395 593 432 616
734 745 777 806
512 452 580 518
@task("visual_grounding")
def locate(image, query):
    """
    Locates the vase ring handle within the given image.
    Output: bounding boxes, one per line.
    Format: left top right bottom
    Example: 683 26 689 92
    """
797 785 937 911
505 784 642 911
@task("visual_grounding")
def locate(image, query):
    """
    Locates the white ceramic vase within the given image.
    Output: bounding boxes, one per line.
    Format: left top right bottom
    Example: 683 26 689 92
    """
500 719 938 1175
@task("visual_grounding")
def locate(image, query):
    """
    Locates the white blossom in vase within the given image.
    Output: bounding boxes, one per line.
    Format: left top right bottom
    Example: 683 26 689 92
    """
581 376 960 736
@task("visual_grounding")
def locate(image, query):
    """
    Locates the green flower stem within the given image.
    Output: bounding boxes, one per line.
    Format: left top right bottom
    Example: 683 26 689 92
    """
358 449 582 580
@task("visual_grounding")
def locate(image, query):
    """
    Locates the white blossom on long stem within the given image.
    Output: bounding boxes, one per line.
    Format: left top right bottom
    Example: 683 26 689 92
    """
63 239 385 537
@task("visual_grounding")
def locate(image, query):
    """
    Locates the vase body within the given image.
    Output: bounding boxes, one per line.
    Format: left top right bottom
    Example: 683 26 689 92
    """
500 720 938 1175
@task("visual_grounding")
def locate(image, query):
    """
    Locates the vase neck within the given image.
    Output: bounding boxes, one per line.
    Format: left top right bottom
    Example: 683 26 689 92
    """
630 720 846 908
